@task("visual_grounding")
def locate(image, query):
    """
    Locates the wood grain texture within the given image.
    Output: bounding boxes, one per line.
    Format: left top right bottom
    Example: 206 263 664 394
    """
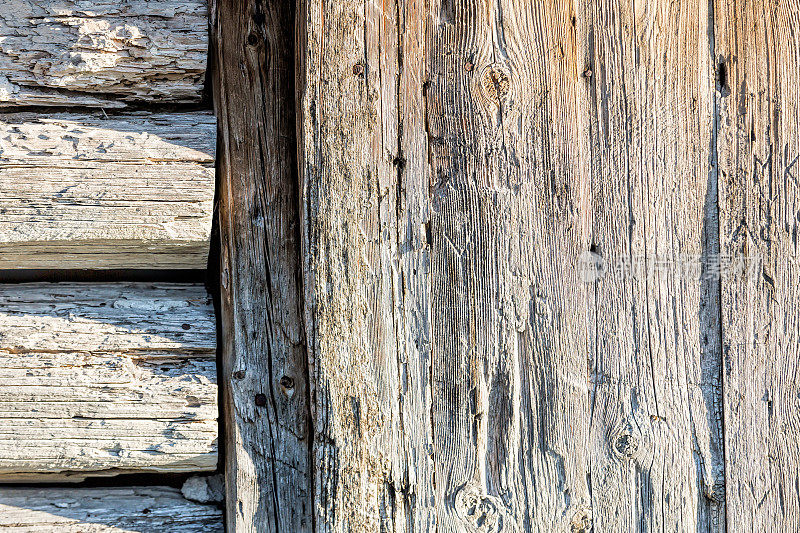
575 0 726 531
297 0 591 530
0 283 217 481
213 0 312 531
0 111 215 270
715 1 800 529
0 0 208 107
424 2 592 532
297 0 436 529
0 487 222 532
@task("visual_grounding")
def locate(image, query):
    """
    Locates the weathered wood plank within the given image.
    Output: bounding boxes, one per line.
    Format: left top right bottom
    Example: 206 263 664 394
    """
715 1 800 529
297 0 594 530
423 2 594 531
296 0 437 529
0 0 208 107
213 0 311 531
0 283 217 481
0 111 215 270
0 487 222 532
575 1 726 530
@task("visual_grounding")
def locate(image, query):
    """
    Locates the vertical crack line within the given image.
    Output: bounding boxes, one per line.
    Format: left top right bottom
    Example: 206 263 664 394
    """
706 0 727 529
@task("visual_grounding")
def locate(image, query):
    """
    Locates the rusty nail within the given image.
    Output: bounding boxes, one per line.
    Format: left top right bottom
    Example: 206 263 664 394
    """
255 393 267 407
353 63 364 76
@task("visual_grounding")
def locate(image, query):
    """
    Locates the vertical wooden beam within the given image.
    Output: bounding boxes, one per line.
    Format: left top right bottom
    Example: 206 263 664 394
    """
423 1 592 530
575 0 726 530
716 0 800 529
213 0 312 530
295 0 436 530
296 0 591 530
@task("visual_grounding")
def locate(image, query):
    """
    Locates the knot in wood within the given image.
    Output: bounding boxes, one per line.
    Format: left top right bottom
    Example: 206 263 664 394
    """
613 433 638 458
570 508 593 533
481 64 511 104
453 482 504 532
233 370 246 380
279 375 295 389
353 63 365 76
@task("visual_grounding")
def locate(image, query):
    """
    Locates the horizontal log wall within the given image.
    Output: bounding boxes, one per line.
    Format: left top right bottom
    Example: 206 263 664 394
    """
0 487 222 532
0 112 215 269
0 0 208 107
0 283 217 481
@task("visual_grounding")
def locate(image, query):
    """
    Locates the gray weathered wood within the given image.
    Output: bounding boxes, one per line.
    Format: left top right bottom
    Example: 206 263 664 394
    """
0 111 215 270
294 0 736 531
213 0 311 531
716 1 800 529
296 0 437 529
297 0 593 530
575 0 726 531
0 283 217 481
0 487 222 532
0 0 208 107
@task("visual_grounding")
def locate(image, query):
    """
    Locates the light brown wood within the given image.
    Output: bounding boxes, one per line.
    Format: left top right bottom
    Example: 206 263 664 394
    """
0 0 208 107
296 0 592 530
0 111 215 270
0 283 217 481
213 0 311 531
295 0 731 531
0 487 222 532
296 0 436 529
716 1 800 529
575 0 726 530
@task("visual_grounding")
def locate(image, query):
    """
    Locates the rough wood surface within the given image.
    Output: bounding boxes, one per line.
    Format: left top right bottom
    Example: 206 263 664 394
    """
296 0 593 529
716 1 800 529
0 487 222 532
0 283 217 481
295 0 732 532
297 0 436 529
0 111 216 270
576 1 726 531
0 0 208 107
213 0 311 531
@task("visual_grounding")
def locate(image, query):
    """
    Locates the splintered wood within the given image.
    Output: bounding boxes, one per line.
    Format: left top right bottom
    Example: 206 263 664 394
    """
0 283 218 481
0 487 222 532
0 112 216 269
0 0 208 107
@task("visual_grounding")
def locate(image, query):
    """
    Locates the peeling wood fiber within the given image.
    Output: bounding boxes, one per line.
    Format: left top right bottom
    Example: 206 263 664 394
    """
0 0 209 107
211 0 800 530
0 283 218 482
0 111 216 270
0 487 222 532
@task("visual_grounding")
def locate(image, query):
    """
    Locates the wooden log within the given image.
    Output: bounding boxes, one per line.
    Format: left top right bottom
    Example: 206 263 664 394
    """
575 1 725 530
0 111 216 270
715 1 800 529
0 0 209 107
0 487 222 532
0 283 218 481
212 0 312 530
